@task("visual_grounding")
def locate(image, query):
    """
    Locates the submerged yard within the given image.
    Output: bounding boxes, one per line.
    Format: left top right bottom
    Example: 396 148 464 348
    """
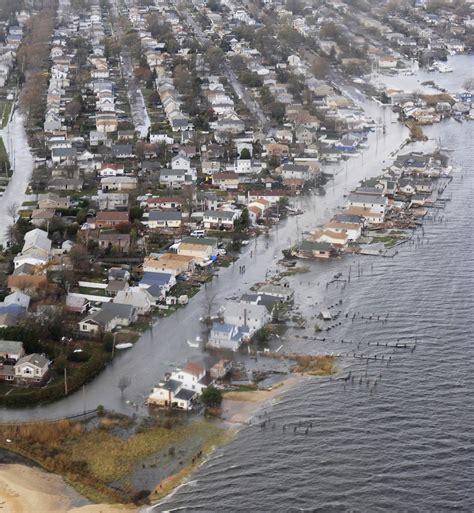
0 413 229 505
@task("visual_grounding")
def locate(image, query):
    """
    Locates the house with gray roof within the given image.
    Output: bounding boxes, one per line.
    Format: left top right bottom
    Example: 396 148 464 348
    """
207 322 249 351
14 353 50 385
0 340 25 361
147 210 182 229
79 303 138 334
223 302 271 332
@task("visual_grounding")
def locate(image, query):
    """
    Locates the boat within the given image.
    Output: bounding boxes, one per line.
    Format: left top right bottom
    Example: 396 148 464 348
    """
115 343 133 350
437 63 453 73
187 336 201 348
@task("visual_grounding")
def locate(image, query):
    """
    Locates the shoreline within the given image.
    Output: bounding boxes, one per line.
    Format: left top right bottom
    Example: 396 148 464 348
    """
220 373 312 426
0 464 136 513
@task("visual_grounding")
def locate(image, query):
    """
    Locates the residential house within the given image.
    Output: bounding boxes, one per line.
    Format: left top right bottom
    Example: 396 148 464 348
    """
147 211 182 229
38 193 70 210
177 237 218 262
145 196 183 210
101 176 137 191
256 284 294 302
31 209 55 228
212 172 240 190
98 164 125 177
95 211 129 228
223 302 271 332
111 144 134 159
347 193 387 216
170 362 208 394
344 206 384 225
207 323 248 351
139 272 176 298
90 130 108 146
47 178 83 191
296 240 334 259
147 362 209 410
51 147 77 166
247 189 289 205
7 275 48 293
324 221 362 242
94 112 118 133
13 229 52 269
79 303 138 334
0 340 25 361
96 192 129 211
202 210 240 231
210 359 232 379
98 233 131 252
143 254 194 276
14 353 50 385
115 288 155 315
171 154 191 171
308 229 349 248
159 169 192 189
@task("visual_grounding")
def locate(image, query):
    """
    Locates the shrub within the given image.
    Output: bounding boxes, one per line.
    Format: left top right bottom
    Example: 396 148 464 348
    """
131 490 150 505
201 386 223 408
68 350 91 363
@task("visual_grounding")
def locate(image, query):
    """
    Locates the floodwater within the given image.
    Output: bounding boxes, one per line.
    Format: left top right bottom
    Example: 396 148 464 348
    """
149 61 474 512
0 54 472 513
0 88 407 421
0 111 34 246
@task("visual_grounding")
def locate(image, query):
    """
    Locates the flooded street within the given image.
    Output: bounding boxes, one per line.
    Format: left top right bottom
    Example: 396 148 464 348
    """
0 95 407 421
150 60 474 512
1 52 472 513
0 112 34 246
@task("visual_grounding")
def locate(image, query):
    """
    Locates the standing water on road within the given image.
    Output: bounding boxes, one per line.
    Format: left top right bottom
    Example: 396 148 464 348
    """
149 80 474 512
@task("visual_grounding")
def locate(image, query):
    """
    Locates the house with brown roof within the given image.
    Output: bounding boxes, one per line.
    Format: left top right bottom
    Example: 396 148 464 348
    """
7 275 48 293
212 172 240 190
143 254 195 276
308 229 349 248
95 211 129 229
265 143 290 158
98 233 131 252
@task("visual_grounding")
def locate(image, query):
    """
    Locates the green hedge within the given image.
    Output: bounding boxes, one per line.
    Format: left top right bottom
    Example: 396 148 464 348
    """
0 350 111 407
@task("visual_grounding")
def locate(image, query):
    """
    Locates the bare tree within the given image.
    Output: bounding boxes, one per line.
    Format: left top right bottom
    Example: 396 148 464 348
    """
7 202 19 224
462 78 474 92
202 292 218 324
118 376 132 398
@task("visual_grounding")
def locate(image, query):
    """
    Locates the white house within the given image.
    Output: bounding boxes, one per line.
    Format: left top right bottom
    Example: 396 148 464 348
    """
170 362 207 393
147 211 182 229
13 229 52 269
147 362 209 410
14 353 49 385
171 154 191 171
223 302 271 332
114 288 155 315
347 193 387 216
208 323 248 351
234 158 253 174
202 210 240 230
79 303 138 333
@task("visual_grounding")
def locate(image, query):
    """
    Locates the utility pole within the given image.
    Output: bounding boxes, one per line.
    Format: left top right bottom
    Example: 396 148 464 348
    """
64 367 68 395
83 384 86 421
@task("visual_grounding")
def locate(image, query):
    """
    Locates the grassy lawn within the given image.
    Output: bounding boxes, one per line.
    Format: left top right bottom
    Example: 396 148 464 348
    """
0 416 229 504
0 100 12 128
0 136 10 171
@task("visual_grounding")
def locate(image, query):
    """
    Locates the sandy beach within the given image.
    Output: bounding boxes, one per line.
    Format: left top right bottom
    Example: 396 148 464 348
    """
220 374 310 425
0 464 137 513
